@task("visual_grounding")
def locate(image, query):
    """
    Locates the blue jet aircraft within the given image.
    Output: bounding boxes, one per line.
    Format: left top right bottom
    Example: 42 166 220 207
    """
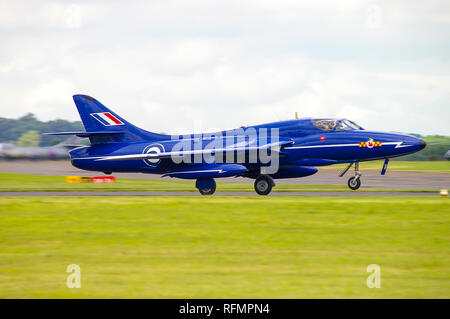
46 95 426 195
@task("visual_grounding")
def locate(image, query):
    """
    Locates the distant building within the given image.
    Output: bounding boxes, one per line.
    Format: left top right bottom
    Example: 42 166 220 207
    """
0 136 83 160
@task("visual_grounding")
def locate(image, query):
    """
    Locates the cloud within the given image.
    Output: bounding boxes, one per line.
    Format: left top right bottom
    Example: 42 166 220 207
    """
0 0 449 135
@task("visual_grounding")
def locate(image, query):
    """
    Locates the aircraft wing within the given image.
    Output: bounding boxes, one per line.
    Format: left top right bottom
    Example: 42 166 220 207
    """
95 139 293 161
163 163 248 179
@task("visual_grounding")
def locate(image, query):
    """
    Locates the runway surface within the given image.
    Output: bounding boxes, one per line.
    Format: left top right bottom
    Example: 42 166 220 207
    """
0 191 438 197
1 160 448 190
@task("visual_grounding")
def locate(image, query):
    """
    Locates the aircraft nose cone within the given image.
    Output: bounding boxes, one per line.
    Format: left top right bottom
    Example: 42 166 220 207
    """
419 139 427 150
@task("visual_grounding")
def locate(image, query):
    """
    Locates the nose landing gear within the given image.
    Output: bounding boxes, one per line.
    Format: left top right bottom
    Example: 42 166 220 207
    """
347 175 361 190
340 162 362 190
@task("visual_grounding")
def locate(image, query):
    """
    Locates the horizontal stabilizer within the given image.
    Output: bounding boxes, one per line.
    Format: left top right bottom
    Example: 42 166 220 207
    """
43 131 124 138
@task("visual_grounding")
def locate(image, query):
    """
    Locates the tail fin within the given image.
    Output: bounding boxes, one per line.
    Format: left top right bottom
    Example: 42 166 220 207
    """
73 95 168 144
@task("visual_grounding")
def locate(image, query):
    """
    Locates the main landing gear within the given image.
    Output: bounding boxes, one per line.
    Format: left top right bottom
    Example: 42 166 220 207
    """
196 178 216 195
254 175 275 196
340 162 362 191
195 175 276 196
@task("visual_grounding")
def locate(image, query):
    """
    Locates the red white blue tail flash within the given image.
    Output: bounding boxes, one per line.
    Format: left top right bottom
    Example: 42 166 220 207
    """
91 112 124 126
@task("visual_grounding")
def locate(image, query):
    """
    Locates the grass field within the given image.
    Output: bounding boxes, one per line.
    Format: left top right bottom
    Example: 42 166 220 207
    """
0 196 449 298
0 173 437 193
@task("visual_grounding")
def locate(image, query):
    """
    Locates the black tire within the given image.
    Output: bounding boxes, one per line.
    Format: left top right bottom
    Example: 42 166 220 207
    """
347 176 361 190
254 175 273 195
199 184 216 195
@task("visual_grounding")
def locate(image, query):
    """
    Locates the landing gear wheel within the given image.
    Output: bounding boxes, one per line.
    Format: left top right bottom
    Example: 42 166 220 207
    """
254 175 274 195
199 184 216 195
347 176 361 190
198 179 216 195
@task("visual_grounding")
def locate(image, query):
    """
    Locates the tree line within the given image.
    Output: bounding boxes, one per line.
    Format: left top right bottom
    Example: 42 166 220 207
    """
0 113 83 147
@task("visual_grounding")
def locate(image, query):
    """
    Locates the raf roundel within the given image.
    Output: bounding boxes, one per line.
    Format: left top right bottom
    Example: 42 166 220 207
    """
142 144 165 167
359 139 382 148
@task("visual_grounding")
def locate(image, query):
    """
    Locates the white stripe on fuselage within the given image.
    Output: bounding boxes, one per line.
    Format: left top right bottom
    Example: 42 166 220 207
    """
285 143 359 149
72 142 414 161
284 141 412 150
166 169 224 175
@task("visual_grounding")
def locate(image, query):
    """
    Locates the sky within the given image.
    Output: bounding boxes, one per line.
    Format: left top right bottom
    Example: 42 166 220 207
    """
0 0 449 135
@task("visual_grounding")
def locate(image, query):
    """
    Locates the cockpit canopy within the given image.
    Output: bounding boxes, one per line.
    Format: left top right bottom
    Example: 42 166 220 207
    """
311 119 363 131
